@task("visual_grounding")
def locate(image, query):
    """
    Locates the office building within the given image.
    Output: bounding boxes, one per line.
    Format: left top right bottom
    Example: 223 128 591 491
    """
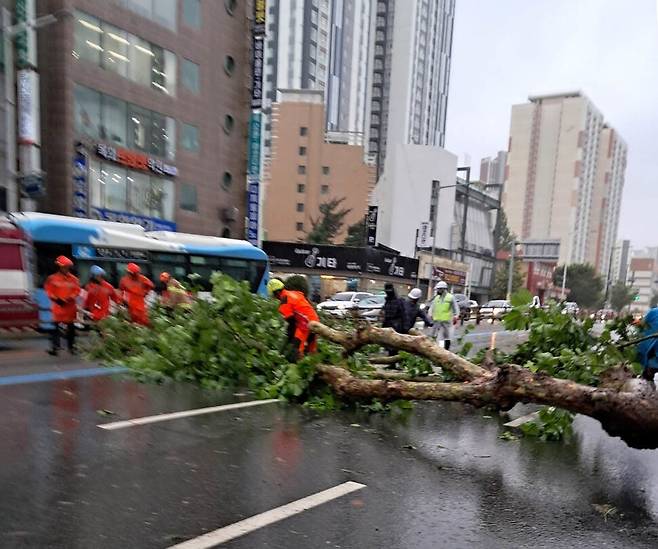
32 0 249 235
610 239 631 284
480 151 507 188
264 90 375 243
629 257 658 313
262 0 372 149
503 91 627 273
367 0 455 176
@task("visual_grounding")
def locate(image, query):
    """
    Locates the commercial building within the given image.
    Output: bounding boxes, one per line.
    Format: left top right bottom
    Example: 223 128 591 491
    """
366 0 455 177
263 90 375 243
503 91 627 275
629 257 658 313
262 0 373 149
480 151 506 188
610 239 631 284
30 0 249 235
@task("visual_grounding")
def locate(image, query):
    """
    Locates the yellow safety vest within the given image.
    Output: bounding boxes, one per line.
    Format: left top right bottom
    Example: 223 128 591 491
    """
432 293 454 322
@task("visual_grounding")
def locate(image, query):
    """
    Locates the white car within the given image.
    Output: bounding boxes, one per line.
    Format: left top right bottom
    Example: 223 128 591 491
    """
317 291 374 317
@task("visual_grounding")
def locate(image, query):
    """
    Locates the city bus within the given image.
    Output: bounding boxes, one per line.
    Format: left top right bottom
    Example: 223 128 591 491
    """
7 213 269 331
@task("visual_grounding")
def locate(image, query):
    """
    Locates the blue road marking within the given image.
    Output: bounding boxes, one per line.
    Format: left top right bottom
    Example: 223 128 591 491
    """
0 366 128 386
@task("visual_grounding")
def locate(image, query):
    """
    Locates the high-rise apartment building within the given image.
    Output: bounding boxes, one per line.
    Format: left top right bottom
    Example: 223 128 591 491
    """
263 0 372 149
480 151 507 188
610 239 631 284
503 92 627 274
367 0 455 176
32 0 250 236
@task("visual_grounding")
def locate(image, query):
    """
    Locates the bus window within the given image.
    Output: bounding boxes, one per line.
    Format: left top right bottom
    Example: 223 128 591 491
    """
151 252 188 290
189 256 219 290
35 243 73 286
76 260 116 286
189 256 267 293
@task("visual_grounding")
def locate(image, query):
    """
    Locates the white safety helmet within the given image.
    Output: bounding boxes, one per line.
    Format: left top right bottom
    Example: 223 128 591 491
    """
408 288 422 300
435 281 448 290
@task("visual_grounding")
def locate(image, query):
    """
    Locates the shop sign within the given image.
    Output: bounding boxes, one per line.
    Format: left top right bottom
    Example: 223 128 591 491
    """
247 177 259 245
72 149 88 217
253 0 266 35
366 206 378 246
251 36 264 109
96 144 178 177
366 249 418 280
432 266 467 286
17 69 40 145
417 221 431 248
90 206 176 232
247 113 262 176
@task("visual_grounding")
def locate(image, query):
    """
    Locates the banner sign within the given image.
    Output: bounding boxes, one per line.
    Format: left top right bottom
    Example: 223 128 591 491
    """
251 36 264 109
96 144 178 177
72 148 88 218
247 177 259 245
417 221 431 248
432 266 467 286
15 0 36 69
253 0 266 35
366 206 378 246
263 242 418 280
90 207 176 232
247 113 262 176
17 69 40 145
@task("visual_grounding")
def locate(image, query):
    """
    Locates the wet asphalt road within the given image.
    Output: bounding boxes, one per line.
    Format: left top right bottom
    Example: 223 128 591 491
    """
1 331 657 548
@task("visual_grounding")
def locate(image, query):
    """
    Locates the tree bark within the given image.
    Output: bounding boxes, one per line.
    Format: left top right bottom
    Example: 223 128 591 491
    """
310 322 658 450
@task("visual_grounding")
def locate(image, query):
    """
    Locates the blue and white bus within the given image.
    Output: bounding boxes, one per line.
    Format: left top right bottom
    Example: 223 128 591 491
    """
8 213 269 330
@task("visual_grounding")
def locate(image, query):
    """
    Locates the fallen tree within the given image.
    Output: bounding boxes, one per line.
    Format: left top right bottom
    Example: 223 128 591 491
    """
88 274 657 450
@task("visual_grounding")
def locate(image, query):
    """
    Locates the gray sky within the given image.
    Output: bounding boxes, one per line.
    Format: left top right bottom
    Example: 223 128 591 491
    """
446 0 658 248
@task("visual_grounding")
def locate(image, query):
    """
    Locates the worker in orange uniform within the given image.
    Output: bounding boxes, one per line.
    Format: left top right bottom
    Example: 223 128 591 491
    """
267 279 319 362
119 263 154 325
44 255 81 356
84 265 119 323
159 272 192 311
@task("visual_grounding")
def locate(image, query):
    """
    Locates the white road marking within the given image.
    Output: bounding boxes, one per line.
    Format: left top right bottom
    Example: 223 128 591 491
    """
168 481 366 548
97 399 280 430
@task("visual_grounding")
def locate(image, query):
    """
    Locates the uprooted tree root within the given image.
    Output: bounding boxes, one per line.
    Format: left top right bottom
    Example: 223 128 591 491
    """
309 322 658 450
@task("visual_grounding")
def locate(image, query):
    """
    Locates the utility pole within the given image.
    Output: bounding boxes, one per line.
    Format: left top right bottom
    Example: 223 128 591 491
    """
506 240 515 300
428 180 440 299
457 166 471 262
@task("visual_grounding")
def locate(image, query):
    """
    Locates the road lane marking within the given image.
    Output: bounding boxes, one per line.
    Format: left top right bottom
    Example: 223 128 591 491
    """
168 481 366 548
0 366 127 386
97 399 280 430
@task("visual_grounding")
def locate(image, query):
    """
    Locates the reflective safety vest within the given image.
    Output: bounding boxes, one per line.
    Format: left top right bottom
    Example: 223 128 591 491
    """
432 293 454 322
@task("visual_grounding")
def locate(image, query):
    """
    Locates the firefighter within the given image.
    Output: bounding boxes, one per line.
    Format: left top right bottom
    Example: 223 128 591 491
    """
119 263 154 325
159 272 192 311
83 265 119 323
44 256 81 356
267 279 319 362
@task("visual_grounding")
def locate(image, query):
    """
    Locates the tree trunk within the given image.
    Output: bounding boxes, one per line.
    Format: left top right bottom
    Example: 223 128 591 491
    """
309 322 658 450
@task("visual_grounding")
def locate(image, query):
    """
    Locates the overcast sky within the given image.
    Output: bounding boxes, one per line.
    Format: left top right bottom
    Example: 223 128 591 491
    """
446 0 658 249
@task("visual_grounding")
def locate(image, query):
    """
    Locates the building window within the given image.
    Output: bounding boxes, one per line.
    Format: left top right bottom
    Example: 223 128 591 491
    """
225 0 237 14
224 55 236 76
100 94 127 147
321 184 329 194
223 114 235 135
128 35 153 87
296 203 304 212
128 104 151 152
74 85 101 138
300 127 308 136
296 222 304 231
151 112 176 161
181 123 200 152
180 183 198 212
297 183 305 193
183 0 201 29
297 165 306 174
322 166 330 175
73 12 102 64
151 45 177 96
152 0 177 30
181 59 200 94
102 23 129 78
298 146 307 156
222 171 233 189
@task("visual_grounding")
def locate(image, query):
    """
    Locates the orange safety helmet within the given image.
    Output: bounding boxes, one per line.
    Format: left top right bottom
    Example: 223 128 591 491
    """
126 262 141 274
159 272 171 283
55 255 73 267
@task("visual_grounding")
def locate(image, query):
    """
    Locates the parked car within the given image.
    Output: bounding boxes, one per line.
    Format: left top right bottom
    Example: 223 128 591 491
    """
562 301 580 316
355 295 386 321
479 300 512 320
317 292 373 317
452 293 477 320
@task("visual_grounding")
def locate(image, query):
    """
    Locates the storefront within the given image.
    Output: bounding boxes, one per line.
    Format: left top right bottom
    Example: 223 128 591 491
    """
263 241 419 300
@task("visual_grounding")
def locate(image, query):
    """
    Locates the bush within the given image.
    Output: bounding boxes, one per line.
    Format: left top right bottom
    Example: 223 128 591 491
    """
284 274 309 296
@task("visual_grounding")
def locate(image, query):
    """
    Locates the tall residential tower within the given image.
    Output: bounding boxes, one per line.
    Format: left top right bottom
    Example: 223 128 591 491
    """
503 92 627 276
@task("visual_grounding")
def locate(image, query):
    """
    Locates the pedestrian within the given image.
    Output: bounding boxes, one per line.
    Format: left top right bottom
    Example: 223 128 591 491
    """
637 307 658 381
429 281 460 351
44 255 81 356
402 288 433 334
380 282 405 356
159 272 192 311
267 278 319 362
119 263 154 326
83 265 119 323
311 289 322 304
